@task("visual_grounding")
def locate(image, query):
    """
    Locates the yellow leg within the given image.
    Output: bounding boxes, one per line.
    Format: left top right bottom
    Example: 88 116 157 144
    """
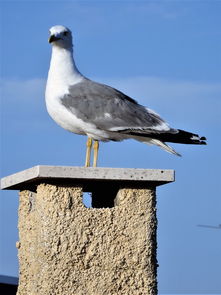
93 140 99 167
85 137 93 167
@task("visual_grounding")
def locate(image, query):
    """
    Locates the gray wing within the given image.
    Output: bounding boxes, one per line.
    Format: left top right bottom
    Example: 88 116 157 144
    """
61 79 174 133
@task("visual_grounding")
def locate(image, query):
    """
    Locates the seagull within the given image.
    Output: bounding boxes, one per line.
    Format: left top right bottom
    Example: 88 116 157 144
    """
45 25 206 167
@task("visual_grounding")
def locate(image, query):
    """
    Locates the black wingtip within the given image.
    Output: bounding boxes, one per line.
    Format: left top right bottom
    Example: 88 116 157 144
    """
200 141 207 145
200 136 207 145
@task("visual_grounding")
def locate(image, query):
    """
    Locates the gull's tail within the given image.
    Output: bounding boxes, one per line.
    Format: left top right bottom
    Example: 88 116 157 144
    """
132 129 207 156
149 129 207 145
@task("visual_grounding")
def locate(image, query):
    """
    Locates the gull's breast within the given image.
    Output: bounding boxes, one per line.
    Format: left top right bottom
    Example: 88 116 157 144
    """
45 80 87 135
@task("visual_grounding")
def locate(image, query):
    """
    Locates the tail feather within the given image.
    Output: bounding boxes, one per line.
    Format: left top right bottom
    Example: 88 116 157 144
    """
147 139 182 156
129 129 207 156
162 129 207 145
125 129 207 145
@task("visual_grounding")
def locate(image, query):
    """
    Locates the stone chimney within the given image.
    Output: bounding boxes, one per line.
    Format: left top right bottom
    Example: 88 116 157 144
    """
1 166 174 295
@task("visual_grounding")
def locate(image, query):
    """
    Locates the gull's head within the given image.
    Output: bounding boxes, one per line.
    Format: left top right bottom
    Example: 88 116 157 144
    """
48 25 72 49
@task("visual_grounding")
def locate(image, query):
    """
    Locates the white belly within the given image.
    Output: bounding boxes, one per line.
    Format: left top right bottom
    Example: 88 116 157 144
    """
46 94 86 134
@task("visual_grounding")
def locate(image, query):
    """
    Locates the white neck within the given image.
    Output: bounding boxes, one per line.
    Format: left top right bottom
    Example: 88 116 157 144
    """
47 45 84 87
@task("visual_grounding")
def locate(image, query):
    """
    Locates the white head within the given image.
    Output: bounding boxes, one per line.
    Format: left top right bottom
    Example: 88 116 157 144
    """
48 25 73 49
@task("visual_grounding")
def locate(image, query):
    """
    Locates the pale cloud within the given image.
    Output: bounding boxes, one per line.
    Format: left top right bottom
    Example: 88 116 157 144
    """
125 2 182 20
65 1 180 19
1 76 220 131
101 76 221 103
0 78 47 132
97 76 221 128
59 1 181 35
1 78 45 103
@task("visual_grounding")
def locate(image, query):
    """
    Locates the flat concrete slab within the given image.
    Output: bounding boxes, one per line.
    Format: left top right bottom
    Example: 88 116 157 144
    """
1 166 175 191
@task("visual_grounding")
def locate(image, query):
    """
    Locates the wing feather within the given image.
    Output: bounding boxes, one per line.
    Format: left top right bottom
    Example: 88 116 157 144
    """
61 79 173 134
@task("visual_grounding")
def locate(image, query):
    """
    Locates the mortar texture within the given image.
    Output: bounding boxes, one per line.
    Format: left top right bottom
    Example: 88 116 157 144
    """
17 184 157 295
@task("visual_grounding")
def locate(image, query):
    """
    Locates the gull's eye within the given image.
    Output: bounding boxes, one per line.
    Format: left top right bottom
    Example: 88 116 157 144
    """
63 31 68 36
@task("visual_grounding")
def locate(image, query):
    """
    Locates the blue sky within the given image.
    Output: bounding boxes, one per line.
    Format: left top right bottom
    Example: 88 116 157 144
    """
0 0 221 293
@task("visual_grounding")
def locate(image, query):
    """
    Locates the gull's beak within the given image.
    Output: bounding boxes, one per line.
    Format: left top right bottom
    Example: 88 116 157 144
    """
48 35 61 43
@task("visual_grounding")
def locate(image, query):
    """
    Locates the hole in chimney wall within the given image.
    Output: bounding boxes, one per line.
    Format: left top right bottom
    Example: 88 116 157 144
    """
82 185 119 209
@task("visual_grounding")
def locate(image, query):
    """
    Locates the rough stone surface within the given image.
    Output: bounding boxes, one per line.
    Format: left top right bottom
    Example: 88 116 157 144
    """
17 184 157 295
